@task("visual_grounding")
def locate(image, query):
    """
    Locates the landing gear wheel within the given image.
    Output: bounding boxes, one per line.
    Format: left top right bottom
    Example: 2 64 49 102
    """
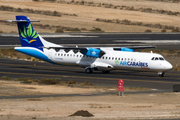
158 72 165 77
85 68 93 73
102 71 110 74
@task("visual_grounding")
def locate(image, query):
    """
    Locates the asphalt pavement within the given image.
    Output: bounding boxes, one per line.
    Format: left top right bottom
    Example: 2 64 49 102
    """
0 58 179 93
0 33 180 94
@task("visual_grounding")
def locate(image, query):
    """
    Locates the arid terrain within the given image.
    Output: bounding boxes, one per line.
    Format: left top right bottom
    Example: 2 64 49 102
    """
0 0 180 33
0 80 180 120
1 0 180 120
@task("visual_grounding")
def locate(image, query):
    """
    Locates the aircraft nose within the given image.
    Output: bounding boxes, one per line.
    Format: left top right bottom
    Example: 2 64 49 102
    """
165 62 173 70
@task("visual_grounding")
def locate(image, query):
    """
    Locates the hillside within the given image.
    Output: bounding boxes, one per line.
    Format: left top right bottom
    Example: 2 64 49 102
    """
0 0 180 33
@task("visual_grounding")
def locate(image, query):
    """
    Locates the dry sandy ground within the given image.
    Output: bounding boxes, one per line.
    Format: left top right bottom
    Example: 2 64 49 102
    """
0 0 180 32
0 80 180 120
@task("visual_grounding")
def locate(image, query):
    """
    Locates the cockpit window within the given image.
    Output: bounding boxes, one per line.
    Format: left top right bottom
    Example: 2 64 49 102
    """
151 57 165 61
159 57 164 60
155 57 158 60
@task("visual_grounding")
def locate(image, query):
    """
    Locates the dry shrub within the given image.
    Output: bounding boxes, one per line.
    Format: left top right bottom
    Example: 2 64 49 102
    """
90 27 104 32
172 29 179 32
0 48 16 57
68 80 76 84
145 29 152 32
55 28 63 33
1 76 11 80
43 0 56 2
16 77 36 84
80 81 93 86
161 29 166 32
38 78 61 85
81 28 86 31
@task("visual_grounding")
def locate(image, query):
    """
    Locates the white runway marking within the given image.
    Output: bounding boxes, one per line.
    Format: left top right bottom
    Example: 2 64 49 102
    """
114 40 180 44
0 34 98 38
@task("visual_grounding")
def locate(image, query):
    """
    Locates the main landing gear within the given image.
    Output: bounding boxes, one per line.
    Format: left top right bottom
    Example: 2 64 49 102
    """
158 72 165 77
85 67 110 74
85 68 93 73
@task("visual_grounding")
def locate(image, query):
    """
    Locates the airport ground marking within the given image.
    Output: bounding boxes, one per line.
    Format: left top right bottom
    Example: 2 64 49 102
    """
0 71 180 84
0 62 81 70
1 62 179 76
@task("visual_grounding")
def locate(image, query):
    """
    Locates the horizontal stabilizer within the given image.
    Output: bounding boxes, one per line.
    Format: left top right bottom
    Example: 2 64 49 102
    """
5 20 40 22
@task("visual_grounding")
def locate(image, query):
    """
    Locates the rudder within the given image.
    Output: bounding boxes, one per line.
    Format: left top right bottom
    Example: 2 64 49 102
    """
16 16 44 48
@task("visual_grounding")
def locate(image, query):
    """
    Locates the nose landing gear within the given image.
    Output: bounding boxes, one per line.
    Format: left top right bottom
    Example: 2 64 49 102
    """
158 72 165 77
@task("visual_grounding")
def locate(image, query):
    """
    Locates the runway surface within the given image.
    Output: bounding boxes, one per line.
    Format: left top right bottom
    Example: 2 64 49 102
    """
0 58 179 92
0 33 180 93
1 33 180 49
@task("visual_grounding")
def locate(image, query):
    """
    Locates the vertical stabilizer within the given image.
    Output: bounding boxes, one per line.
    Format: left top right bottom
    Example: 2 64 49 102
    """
16 16 44 48
15 16 61 49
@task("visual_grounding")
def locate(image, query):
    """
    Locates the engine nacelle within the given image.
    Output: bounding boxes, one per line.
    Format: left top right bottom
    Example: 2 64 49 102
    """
80 48 105 58
114 47 134 52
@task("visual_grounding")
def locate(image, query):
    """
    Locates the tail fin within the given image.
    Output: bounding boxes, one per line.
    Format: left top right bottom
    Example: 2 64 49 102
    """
16 16 44 48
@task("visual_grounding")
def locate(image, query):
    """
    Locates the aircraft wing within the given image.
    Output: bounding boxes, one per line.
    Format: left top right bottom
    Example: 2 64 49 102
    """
45 47 105 58
113 46 156 52
45 45 155 57
124 46 156 49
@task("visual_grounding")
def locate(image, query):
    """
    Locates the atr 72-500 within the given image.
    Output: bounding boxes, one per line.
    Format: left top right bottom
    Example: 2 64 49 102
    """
7 16 173 77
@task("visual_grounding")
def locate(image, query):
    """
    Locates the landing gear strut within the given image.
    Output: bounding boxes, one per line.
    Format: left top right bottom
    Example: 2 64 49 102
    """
158 72 165 77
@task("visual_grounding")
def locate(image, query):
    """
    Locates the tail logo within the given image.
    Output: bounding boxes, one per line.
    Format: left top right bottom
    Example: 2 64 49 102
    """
19 23 38 44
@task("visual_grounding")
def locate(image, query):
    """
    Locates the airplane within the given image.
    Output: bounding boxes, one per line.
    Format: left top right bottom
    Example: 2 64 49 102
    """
7 15 173 77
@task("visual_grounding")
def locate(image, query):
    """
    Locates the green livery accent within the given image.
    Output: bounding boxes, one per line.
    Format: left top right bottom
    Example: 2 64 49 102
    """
19 23 39 44
27 24 31 37
33 33 39 38
20 29 26 38
32 31 36 37
115 60 120 65
24 28 27 36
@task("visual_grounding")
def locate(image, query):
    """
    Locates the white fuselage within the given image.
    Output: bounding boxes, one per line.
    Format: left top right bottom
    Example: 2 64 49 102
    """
44 48 172 72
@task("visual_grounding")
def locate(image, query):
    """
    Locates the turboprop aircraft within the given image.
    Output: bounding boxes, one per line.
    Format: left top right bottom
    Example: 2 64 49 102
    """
7 16 173 77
